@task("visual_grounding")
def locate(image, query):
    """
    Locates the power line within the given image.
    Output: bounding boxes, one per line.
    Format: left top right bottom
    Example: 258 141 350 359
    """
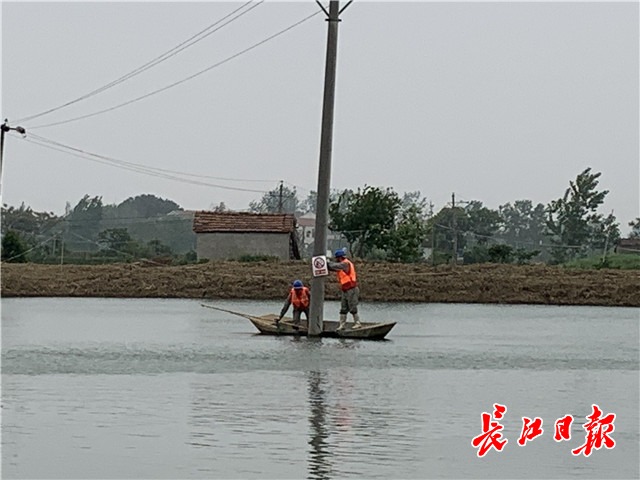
21 134 271 194
27 132 278 184
27 9 321 130
14 1 262 124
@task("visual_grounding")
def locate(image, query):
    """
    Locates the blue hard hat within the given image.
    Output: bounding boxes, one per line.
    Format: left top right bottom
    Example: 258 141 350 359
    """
334 249 346 258
293 279 304 289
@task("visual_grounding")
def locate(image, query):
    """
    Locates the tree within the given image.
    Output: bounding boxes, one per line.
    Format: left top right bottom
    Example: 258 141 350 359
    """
114 194 180 218
487 244 514 263
386 202 429 262
2 230 28 262
65 195 104 251
428 200 502 264
464 201 502 246
249 184 299 214
1 202 58 236
211 202 227 213
144 239 173 257
97 228 136 257
629 218 640 238
499 200 547 248
329 186 402 258
299 191 318 215
545 168 620 263
429 205 468 261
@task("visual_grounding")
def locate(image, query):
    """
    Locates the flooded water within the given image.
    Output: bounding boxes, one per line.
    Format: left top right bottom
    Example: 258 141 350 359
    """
2 298 638 479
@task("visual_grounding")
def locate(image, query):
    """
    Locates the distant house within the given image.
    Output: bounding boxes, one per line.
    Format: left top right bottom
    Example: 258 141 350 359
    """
192 211 300 261
297 213 316 254
615 237 640 255
295 212 346 257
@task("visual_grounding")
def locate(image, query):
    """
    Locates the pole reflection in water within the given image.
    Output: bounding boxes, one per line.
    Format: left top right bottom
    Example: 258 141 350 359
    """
307 370 331 480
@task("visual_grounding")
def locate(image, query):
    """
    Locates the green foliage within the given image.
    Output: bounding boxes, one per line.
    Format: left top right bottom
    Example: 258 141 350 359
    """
96 228 175 260
629 218 640 239
145 239 173 257
1 230 28 262
463 245 490 264
546 168 620 264
430 200 501 263
112 194 180 218
328 187 429 262
97 228 134 256
514 248 541 265
101 197 194 254
462 244 540 265
1 202 59 236
563 253 640 270
487 244 514 263
66 195 104 251
386 203 429 263
173 250 198 265
465 201 503 245
498 200 547 248
249 184 299 214
430 207 463 256
329 186 402 258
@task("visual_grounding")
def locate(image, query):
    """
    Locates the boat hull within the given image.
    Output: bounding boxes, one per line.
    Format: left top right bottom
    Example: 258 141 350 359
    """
247 314 395 340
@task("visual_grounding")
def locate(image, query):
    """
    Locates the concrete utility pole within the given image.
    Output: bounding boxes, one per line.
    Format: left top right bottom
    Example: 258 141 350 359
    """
451 192 457 266
0 119 26 195
308 0 351 337
278 181 284 213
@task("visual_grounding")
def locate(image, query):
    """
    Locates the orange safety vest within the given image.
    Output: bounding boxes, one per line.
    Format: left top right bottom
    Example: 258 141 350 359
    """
290 286 310 309
336 258 357 292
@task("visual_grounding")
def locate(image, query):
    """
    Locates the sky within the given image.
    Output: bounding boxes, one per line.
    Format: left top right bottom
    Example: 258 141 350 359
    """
1 1 638 232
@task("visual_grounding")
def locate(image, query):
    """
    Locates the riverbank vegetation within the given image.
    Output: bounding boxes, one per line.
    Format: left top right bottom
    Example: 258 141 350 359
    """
2 169 639 269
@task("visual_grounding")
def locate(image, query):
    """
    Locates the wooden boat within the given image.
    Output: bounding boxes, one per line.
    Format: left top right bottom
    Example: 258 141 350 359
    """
201 304 395 340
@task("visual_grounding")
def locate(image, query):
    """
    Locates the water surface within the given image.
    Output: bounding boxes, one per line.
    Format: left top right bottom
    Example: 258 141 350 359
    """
2 298 638 479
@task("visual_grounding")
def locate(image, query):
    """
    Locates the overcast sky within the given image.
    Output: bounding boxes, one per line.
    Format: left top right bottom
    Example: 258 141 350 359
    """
2 1 638 232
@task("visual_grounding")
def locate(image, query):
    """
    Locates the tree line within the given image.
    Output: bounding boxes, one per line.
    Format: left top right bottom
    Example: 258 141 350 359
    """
1 194 196 264
248 168 638 266
2 168 639 267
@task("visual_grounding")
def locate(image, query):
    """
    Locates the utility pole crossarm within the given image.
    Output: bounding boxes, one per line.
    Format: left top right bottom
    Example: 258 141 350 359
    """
0 119 27 195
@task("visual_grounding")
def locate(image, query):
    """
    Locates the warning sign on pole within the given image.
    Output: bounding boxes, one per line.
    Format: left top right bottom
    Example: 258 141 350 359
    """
311 255 329 277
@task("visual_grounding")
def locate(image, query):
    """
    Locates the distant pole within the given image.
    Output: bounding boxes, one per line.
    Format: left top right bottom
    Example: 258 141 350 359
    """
451 192 457 266
278 181 284 213
601 210 614 265
430 201 436 266
309 0 349 337
0 119 26 195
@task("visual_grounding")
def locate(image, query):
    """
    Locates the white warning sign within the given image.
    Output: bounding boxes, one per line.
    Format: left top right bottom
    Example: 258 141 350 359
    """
311 255 329 277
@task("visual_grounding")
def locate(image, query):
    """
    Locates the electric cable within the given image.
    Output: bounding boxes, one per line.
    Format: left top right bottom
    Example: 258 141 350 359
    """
14 1 262 124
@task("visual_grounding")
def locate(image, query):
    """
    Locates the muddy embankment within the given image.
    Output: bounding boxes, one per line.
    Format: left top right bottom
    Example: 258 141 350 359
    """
1 261 639 307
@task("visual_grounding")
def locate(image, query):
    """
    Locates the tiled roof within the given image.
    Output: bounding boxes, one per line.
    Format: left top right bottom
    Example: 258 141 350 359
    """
193 211 296 233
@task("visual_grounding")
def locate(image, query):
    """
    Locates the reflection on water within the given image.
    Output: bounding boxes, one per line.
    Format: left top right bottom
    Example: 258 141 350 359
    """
1 298 638 479
308 370 330 480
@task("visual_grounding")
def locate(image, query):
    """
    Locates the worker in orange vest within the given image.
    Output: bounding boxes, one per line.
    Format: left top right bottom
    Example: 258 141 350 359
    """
277 279 310 326
327 249 362 330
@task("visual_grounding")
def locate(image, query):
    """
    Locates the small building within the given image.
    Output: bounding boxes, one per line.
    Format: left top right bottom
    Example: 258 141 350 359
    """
294 212 346 257
193 211 300 261
615 237 640 255
297 213 316 255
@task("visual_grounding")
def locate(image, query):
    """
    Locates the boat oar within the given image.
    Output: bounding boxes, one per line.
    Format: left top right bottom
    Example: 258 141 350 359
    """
200 303 263 321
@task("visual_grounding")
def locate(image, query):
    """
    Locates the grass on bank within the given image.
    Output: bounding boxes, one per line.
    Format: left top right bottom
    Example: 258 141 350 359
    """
563 253 640 270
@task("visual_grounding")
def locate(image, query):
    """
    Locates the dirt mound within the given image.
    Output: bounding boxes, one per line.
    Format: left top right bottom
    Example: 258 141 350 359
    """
2 261 638 307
